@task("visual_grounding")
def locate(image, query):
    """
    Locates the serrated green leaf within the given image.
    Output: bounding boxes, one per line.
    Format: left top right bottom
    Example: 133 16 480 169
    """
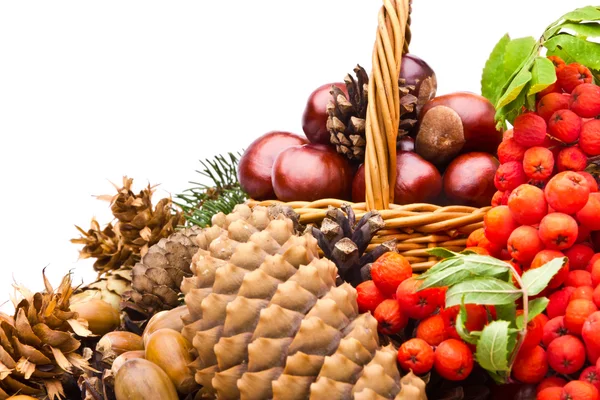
516 297 550 329
521 257 566 296
482 34 511 105
426 247 458 259
445 278 521 308
476 320 511 373
560 6 600 23
496 69 532 110
462 254 511 273
456 299 479 345
529 57 557 95
419 266 471 289
418 256 463 278
420 255 509 290
503 37 537 79
544 34 600 70
494 304 517 328
495 84 528 129
560 22 600 39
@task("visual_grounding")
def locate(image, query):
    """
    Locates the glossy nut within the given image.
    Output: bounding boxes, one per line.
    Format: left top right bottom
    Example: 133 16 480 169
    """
114 358 178 400
145 329 197 394
142 305 186 347
111 350 146 375
70 298 120 335
97 331 144 363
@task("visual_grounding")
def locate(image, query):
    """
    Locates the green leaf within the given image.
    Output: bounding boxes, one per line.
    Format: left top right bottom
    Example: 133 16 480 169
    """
426 247 458 259
482 34 511 105
445 278 522 308
503 37 537 80
521 257 567 296
494 304 517 328
516 297 550 329
529 57 557 95
462 255 511 274
496 69 532 110
456 299 479 345
419 256 463 278
560 22 600 39
419 266 472 289
544 34 600 70
476 320 511 373
419 254 509 290
560 6 600 23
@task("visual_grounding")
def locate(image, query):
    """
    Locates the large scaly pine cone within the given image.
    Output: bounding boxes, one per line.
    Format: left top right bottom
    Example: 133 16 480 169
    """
327 65 420 161
0 273 93 400
177 204 427 399
121 226 202 334
72 177 184 275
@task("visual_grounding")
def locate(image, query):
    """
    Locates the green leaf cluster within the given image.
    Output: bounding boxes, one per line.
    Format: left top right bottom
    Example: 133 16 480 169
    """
175 152 248 227
419 249 567 383
481 6 600 129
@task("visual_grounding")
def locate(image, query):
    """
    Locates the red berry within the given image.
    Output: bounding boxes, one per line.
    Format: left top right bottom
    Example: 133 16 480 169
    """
512 345 548 384
557 63 593 93
397 338 434 375
545 171 590 214
557 146 588 172
374 299 408 335
507 225 544 263
565 244 595 271
565 299 598 335
537 92 570 122
581 366 600 391
523 147 555 181
570 83 600 118
483 205 519 246
434 339 474 381
580 119 600 156
356 280 386 313
547 286 577 318
538 212 578 250
494 161 527 192
370 252 413 296
531 250 570 290
498 138 527 164
546 334 586 374
396 278 445 320
507 184 548 225
548 109 582 143
576 193 600 231
542 316 571 346
513 113 548 147
565 270 593 288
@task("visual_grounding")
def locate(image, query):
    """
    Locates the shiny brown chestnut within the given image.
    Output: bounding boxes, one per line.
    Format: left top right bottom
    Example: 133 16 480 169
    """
443 152 499 208
301 82 347 144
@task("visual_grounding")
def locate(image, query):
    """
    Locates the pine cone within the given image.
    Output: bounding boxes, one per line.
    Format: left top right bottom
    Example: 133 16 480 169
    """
72 177 185 275
327 65 422 161
170 205 426 399
0 273 93 399
121 226 203 333
311 205 396 286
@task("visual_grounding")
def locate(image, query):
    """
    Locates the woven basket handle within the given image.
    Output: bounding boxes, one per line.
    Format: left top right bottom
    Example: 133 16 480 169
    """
364 0 412 210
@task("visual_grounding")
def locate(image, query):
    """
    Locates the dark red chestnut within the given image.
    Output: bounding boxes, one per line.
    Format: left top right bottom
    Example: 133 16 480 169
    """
272 143 353 202
420 92 502 154
352 152 442 205
302 82 347 145
397 136 415 152
443 152 499 208
238 131 308 200
400 54 437 115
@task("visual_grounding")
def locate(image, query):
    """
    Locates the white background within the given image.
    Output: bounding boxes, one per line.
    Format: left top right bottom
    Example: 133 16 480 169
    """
0 0 592 311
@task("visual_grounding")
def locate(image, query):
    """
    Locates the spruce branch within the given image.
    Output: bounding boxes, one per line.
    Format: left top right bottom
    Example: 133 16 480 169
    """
175 151 248 227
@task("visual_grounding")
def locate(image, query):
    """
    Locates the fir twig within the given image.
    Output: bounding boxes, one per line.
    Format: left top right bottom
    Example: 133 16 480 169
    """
175 151 247 227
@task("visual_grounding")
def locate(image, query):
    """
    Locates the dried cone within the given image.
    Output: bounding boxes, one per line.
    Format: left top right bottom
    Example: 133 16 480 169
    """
120 226 203 333
327 65 421 161
0 273 93 400
70 267 132 311
71 177 184 275
174 205 426 399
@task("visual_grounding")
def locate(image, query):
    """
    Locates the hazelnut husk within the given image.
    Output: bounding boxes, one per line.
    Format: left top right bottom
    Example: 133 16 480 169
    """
415 105 465 167
70 298 120 335
97 331 144 364
114 358 178 400
145 328 198 394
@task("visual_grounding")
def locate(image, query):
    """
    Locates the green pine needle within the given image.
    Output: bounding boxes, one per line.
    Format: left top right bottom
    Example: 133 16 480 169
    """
175 151 248 227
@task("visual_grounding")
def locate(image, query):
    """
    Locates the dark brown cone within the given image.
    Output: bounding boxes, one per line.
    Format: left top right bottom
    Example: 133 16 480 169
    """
0 273 93 400
327 65 421 161
121 226 202 333
72 177 185 275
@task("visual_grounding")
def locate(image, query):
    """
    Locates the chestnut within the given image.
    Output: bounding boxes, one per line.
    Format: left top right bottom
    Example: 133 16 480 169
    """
400 53 437 118
397 135 415 152
238 131 308 200
420 92 502 155
272 143 353 202
352 152 442 205
301 82 347 144
443 152 499 208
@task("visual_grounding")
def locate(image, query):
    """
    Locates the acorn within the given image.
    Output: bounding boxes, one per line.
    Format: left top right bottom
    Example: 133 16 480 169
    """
145 328 197 394
97 331 144 364
114 358 178 400
142 305 186 347
111 350 146 375
70 298 121 335
7 396 39 399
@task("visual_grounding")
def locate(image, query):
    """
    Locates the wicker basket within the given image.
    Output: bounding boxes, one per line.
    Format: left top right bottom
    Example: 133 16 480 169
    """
249 0 490 271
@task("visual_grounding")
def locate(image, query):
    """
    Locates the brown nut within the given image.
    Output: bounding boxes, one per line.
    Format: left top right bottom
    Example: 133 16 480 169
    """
111 350 146 376
142 305 186 347
97 331 144 363
70 298 120 335
145 328 197 394
7 396 39 400
114 358 178 400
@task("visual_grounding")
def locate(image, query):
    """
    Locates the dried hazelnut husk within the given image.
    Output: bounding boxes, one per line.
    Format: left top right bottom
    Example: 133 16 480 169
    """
145 328 198 394
70 298 121 335
142 305 187 347
97 331 144 364
114 358 178 400
111 350 146 375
